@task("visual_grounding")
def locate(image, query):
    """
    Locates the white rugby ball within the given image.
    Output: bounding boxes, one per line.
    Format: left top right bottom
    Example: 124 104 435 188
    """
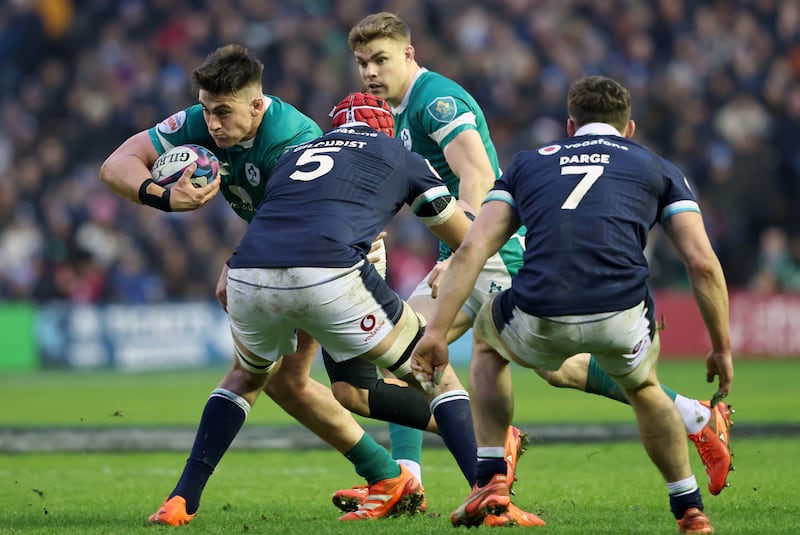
152 144 220 188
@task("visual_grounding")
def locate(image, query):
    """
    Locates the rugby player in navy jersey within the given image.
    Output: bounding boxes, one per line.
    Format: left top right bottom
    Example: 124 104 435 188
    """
412 76 733 534
329 13 732 526
224 91 475 520
101 46 433 525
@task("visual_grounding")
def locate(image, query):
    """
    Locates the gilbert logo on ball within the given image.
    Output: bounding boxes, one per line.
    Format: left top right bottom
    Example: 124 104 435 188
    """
152 144 220 188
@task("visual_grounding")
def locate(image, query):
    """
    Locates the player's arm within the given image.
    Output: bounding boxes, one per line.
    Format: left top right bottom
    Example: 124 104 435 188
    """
100 131 219 212
412 199 517 388
442 129 496 214
663 210 733 396
428 199 517 337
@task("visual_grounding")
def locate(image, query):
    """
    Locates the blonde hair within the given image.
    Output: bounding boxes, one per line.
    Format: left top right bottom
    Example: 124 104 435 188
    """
348 12 411 50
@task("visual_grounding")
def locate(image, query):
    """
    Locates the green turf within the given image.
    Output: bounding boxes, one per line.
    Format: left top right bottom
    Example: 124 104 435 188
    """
1 438 798 534
0 359 797 426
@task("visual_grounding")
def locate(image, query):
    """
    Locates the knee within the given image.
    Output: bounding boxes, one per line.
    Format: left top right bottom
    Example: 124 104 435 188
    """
331 381 370 416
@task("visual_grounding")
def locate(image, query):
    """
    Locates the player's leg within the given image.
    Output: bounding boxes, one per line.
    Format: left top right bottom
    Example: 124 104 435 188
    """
226 266 424 522
323 350 435 466
588 304 712 533
538 352 734 494
147 340 278 525
446 296 546 528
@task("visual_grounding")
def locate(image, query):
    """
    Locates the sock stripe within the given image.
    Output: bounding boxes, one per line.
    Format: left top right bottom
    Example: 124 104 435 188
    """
210 388 251 416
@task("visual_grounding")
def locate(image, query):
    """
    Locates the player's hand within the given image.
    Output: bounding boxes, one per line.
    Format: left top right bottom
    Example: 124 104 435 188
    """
428 258 450 298
410 331 449 395
367 232 388 279
169 164 221 211
216 263 229 311
705 349 734 405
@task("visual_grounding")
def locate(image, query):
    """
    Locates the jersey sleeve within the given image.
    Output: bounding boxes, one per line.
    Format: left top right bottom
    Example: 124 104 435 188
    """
147 105 216 155
657 157 701 225
484 153 523 218
413 80 480 150
404 149 457 227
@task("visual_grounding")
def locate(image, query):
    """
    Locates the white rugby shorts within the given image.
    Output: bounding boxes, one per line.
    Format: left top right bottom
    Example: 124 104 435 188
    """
474 299 659 389
409 252 512 320
227 262 402 366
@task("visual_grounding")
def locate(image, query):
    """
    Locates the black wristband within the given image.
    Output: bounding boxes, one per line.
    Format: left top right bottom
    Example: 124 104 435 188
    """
138 178 172 212
464 211 476 221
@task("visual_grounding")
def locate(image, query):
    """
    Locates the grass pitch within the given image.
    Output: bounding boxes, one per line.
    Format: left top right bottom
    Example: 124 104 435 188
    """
2 438 799 534
1 358 798 533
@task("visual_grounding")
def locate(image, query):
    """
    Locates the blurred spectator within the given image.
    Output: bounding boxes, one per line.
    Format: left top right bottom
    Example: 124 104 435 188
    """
751 226 800 293
2 0 800 303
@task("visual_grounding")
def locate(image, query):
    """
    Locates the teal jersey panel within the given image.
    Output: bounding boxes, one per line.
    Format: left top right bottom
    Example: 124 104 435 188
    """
148 95 322 222
393 69 501 197
393 70 525 264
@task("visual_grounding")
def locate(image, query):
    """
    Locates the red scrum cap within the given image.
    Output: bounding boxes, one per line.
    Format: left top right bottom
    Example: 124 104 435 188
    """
330 92 394 137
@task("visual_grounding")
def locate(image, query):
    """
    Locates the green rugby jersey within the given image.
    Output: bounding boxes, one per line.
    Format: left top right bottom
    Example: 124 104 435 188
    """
149 95 322 222
392 69 524 272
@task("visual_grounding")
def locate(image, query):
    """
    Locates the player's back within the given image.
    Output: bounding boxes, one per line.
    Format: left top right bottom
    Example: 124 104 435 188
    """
229 125 445 269
501 132 695 316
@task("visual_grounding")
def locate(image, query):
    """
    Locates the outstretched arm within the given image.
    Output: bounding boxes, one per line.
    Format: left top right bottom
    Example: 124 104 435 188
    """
413 200 519 387
664 210 733 398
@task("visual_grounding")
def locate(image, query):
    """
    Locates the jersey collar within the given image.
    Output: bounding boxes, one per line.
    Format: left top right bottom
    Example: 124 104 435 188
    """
392 68 428 114
574 122 623 137
237 96 272 149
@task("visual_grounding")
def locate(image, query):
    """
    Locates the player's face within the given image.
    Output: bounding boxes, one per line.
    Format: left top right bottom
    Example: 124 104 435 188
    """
198 90 261 149
353 37 413 107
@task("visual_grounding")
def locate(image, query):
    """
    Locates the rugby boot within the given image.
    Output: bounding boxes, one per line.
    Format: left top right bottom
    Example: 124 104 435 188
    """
676 507 714 534
450 473 510 527
505 425 529 493
483 502 546 527
333 482 427 513
338 465 424 520
147 496 196 526
689 401 734 495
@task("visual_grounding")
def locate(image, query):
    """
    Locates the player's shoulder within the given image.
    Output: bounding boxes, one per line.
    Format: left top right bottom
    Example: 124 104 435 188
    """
409 70 476 117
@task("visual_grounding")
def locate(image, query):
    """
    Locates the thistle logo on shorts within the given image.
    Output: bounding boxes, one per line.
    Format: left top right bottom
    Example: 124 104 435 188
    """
157 111 186 134
538 144 561 155
426 96 457 123
489 282 503 294
360 315 376 331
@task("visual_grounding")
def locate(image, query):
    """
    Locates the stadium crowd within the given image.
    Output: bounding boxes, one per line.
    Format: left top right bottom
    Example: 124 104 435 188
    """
2 0 800 303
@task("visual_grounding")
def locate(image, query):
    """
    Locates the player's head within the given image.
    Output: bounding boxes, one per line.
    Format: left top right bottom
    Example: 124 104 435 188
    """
192 44 266 148
566 76 635 138
330 92 394 137
348 12 416 107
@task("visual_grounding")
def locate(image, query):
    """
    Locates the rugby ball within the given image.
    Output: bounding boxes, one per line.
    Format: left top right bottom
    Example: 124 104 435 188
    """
152 144 219 188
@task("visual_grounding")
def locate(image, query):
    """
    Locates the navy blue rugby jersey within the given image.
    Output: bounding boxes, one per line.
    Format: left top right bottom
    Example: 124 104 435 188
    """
486 125 700 316
229 124 454 268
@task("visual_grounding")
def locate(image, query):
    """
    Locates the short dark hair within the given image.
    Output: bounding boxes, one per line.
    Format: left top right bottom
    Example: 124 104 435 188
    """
567 76 631 131
191 44 264 96
348 12 411 50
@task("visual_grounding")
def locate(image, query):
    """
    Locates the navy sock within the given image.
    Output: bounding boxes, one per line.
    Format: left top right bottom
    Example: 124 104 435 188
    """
170 389 249 514
669 488 704 519
475 457 507 487
431 390 476 486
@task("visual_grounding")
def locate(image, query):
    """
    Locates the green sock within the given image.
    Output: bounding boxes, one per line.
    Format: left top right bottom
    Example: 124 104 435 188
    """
585 355 629 403
585 356 679 403
343 433 401 484
660 383 678 401
388 423 422 464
